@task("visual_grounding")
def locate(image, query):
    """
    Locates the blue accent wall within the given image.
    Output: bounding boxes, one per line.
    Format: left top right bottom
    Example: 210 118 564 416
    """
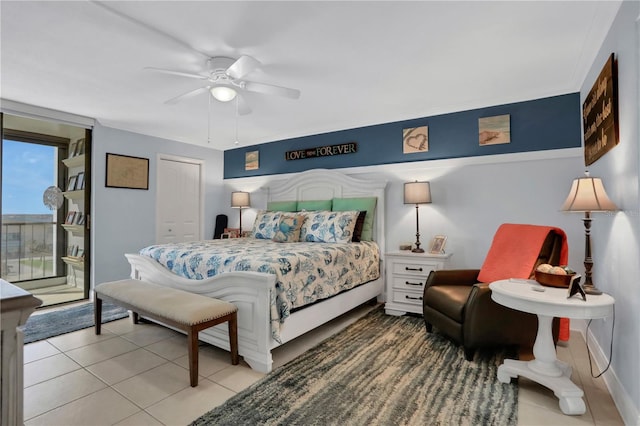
224 93 581 179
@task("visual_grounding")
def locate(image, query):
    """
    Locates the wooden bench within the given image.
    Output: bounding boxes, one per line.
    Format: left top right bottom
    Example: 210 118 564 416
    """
94 279 239 387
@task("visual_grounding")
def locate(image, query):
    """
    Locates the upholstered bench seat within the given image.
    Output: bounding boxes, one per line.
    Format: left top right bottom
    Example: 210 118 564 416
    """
94 279 238 387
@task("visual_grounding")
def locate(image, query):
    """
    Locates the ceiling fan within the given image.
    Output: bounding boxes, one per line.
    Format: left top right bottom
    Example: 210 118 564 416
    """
146 55 301 114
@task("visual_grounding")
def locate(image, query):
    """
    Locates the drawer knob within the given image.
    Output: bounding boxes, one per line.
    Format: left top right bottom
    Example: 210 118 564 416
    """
405 281 423 286
405 295 423 301
405 266 423 272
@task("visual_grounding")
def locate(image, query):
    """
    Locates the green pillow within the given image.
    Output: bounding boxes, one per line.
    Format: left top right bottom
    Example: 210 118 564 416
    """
297 199 332 211
332 197 377 241
267 200 298 212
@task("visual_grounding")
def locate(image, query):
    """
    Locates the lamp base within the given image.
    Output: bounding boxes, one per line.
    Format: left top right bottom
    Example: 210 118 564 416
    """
411 248 425 253
582 285 603 295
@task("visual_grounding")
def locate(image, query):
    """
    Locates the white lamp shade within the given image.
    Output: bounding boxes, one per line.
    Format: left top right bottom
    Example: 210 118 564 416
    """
404 181 432 205
231 191 250 208
211 86 237 102
560 177 618 212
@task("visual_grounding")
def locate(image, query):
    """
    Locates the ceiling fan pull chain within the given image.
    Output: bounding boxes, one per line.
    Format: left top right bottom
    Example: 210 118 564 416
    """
235 96 239 145
208 92 212 144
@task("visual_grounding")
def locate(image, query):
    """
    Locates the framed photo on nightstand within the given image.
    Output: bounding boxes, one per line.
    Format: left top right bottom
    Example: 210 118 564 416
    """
429 235 447 254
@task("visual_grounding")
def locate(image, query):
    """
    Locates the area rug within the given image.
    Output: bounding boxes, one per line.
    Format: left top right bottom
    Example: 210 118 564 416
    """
191 307 517 425
23 301 128 344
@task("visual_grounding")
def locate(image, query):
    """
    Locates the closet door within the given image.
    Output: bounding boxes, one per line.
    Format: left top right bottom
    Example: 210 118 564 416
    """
156 155 203 244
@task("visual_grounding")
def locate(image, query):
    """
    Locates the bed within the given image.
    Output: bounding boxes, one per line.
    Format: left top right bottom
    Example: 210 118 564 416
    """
125 169 387 373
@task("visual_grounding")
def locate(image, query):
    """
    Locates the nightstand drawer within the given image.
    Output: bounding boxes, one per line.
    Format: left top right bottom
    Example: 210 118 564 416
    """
391 261 437 277
392 290 424 306
391 275 426 291
385 252 453 316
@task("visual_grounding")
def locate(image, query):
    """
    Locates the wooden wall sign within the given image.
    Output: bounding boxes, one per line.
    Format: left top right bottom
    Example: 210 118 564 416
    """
285 142 357 161
583 53 619 166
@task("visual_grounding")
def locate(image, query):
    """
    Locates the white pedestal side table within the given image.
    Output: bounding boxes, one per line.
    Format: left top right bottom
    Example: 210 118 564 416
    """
489 278 614 415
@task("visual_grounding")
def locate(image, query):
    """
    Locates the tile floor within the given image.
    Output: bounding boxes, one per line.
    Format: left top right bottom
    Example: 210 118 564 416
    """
23 304 623 426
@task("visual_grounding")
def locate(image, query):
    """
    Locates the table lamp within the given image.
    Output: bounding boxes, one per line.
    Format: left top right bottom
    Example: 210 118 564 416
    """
231 191 251 235
404 181 432 253
560 172 618 295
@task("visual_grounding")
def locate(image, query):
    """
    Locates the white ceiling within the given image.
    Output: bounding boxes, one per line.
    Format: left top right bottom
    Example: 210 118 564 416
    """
1 1 621 151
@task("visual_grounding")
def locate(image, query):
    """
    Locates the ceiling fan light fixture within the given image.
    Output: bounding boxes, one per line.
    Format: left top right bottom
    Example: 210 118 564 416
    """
210 86 237 102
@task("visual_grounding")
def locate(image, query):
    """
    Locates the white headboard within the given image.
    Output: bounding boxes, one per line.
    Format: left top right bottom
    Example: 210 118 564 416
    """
264 169 387 254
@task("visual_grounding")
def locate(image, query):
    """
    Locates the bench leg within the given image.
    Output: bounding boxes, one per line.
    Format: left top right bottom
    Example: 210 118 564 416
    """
188 328 198 387
132 312 139 324
229 312 239 365
94 296 102 335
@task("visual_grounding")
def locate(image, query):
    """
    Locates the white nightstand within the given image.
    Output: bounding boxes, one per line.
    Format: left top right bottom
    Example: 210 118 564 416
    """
385 251 453 316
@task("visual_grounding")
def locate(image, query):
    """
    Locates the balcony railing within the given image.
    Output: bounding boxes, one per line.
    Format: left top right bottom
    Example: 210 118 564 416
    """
1 221 59 282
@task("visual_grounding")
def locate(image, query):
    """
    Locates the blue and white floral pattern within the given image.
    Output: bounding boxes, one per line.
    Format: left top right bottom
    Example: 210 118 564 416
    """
252 211 283 239
299 210 360 243
139 238 380 341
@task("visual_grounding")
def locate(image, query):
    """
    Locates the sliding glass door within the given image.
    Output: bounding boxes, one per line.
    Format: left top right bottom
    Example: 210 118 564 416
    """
1 113 90 306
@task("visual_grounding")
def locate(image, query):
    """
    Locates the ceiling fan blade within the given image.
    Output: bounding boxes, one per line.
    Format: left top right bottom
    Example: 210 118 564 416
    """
145 67 207 80
164 86 209 105
226 55 261 80
242 81 301 99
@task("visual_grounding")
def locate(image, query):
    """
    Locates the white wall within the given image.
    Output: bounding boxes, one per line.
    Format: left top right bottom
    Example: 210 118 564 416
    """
578 1 640 423
90 124 225 286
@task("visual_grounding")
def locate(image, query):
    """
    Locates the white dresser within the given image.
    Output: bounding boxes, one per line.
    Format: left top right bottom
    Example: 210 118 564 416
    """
385 251 453 316
1 279 42 426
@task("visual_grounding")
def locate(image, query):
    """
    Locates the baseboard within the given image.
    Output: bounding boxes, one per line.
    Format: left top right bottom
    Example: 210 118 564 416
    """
572 322 639 425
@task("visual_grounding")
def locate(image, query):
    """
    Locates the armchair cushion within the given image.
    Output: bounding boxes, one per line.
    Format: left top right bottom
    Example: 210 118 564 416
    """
477 223 569 283
427 286 472 322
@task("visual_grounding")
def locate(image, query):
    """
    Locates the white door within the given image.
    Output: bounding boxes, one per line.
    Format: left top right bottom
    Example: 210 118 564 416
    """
156 155 203 244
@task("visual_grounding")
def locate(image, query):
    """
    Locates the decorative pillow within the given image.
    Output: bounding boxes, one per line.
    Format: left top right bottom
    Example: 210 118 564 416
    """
300 210 359 243
251 210 283 239
352 211 367 242
267 200 297 212
297 199 332 211
272 214 305 243
332 197 377 241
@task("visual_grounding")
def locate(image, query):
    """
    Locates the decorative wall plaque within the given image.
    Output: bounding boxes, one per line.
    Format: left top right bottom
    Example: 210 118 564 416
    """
245 150 259 170
403 126 428 153
583 53 619 166
285 142 357 161
479 114 511 146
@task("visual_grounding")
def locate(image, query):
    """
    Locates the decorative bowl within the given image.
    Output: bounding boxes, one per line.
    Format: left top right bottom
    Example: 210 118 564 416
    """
534 270 575 288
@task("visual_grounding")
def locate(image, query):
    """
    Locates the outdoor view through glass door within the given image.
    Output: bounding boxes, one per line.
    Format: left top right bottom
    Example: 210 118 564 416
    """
1 115 89 307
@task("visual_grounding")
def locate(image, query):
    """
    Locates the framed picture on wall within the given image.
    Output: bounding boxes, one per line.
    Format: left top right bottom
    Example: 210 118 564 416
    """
403 126 429 154
479 114 511 146
245 151 259 170
105 153 149 190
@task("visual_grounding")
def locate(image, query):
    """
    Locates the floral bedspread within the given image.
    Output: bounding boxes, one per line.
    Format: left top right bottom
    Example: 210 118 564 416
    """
139 239 380 341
